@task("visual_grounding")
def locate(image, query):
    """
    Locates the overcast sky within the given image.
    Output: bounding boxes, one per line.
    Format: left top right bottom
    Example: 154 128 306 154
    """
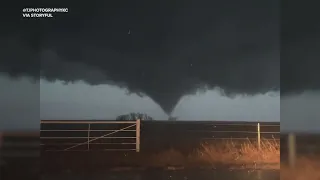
0 0 319 132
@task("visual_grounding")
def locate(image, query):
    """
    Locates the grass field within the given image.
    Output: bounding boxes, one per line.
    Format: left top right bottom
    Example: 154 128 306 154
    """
1 121 282 176
40 138 280 173
4 123 320 179
38 120 280 173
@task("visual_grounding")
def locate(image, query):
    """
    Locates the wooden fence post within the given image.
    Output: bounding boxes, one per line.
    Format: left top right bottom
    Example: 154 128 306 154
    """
288 133 296 168
136 119 141 152
257 123 261 150
87 124 91 151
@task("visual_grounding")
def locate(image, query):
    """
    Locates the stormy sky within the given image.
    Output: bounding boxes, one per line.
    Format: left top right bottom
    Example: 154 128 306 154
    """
0 0 319 132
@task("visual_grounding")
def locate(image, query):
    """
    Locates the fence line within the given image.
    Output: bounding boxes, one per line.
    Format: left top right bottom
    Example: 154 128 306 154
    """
64 123 137 151
40 120 141 152
0 121 280 155
185 130 279 133
40 120 279 152
40 130 136 132
41 137 137 139
40 120 137 124
257 123 261 150
205 124 279 127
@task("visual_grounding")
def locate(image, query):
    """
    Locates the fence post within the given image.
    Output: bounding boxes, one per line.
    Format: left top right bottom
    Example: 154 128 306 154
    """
87 124 91 151
257 123 261 150
288 133 296 168
136 119 141 152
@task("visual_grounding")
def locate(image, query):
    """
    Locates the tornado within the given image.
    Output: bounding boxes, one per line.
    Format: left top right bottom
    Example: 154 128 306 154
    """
1 0 319 115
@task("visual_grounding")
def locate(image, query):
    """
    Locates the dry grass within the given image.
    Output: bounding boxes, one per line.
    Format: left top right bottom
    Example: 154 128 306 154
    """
281 156 320 180
41 139 281 173
195 139 279 167
148 139 280 168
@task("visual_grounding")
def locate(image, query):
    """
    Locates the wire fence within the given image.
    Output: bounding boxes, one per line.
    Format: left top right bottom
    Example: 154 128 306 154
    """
0 121 280 155
39 120 280 152
40 120 141 152
4 123 320 170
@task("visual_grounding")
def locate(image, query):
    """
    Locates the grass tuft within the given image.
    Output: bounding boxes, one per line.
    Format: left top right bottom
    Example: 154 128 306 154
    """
147 138 280 168
194 138 280 168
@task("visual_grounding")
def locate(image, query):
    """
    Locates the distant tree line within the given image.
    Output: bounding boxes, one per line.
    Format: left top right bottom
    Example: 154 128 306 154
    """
116 112 153 121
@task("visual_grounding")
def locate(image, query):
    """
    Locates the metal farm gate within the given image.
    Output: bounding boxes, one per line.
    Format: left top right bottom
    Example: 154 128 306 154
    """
40 120 141 152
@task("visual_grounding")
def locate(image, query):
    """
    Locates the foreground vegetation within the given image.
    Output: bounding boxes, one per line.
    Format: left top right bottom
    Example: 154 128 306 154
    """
42 139 280 172
42 138 320 179
149 138 280 169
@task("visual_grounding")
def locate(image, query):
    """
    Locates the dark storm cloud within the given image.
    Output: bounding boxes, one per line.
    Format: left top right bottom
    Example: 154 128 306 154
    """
0 0 281 114
281 0 320 94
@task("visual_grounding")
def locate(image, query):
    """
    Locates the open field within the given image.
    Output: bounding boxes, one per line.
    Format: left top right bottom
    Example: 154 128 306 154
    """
40 120 280 153
41 169 280 180
2 127 319 179
38 120 280 173
1 121 282 179
41 139 280 173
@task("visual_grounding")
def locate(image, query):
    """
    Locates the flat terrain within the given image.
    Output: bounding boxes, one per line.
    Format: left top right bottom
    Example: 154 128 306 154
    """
41 169 280 180
40 120 280 153
39 120 280 173
2 121 319 179
1 121 281 179
280 133 320 162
